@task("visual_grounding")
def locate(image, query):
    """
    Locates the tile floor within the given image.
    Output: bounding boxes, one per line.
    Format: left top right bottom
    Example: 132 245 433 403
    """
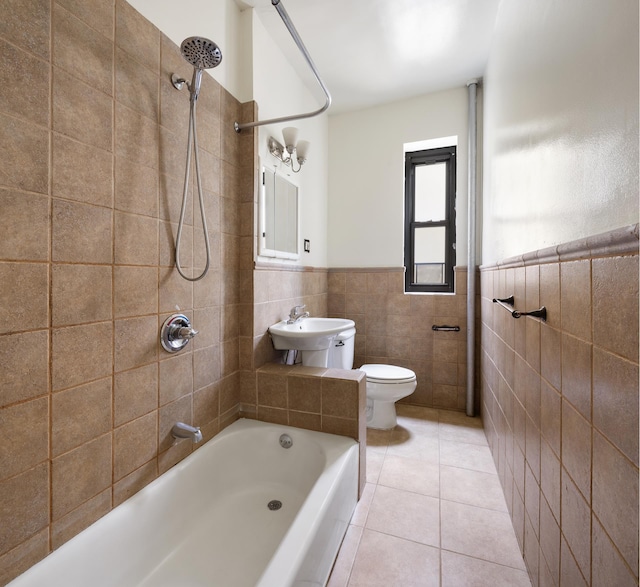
328 405 532 587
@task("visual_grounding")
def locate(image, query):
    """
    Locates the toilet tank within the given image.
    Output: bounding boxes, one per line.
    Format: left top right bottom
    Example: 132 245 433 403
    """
328 327 356 369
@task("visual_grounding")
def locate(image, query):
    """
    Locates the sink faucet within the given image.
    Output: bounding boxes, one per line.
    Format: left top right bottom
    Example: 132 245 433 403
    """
171 422 203 443
287 305 309 324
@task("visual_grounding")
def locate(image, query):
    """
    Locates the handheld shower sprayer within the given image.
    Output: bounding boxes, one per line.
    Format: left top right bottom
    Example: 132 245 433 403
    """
171 37 222 101
170 37 222 281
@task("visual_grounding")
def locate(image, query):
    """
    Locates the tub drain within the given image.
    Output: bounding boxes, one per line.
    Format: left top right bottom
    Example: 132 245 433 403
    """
267 500 282 511
279 434 293 449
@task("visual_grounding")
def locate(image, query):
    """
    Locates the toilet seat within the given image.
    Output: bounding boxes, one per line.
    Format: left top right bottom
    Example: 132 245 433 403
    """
360 364 416 384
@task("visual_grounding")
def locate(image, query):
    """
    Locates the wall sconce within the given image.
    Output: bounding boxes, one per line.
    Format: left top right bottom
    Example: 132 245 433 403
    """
268 127 310 173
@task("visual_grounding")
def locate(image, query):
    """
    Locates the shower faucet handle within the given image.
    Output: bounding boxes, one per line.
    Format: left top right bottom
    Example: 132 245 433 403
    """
160 314 198 353
174 325 198 340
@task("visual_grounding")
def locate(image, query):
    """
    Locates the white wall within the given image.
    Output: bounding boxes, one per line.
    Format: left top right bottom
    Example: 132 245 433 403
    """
328 88 469 268
251 13 329 268
482 0 639 265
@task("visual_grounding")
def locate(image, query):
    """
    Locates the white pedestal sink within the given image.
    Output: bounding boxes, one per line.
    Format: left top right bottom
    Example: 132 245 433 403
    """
268 317 355 367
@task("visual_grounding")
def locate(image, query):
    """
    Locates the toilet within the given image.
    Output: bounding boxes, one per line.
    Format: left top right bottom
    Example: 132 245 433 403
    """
328 329 417 430
359 364 417 429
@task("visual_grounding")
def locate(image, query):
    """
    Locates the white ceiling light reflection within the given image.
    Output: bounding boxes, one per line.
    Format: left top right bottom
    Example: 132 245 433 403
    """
382 0 459 63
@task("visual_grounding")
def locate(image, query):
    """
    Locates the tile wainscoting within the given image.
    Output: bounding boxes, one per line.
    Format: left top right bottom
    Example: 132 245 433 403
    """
327 266 474 412
480 224 639 586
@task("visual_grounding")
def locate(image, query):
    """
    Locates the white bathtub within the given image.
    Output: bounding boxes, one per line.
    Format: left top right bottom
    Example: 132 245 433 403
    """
9 419 359 587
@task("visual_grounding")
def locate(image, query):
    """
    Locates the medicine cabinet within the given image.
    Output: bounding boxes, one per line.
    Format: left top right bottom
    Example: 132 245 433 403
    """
258 166 299 260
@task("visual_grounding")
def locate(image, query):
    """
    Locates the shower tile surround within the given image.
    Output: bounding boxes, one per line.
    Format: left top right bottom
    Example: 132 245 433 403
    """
480 225 639 586
0 0 255 581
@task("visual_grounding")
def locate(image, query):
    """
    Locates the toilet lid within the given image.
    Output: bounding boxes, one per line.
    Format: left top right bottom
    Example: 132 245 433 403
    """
360 364 416 384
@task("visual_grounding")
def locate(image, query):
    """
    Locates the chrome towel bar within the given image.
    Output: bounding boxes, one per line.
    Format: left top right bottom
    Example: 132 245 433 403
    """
432 325 461 332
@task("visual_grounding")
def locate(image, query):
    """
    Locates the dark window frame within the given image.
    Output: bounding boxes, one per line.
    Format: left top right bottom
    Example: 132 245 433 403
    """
404 146 456 293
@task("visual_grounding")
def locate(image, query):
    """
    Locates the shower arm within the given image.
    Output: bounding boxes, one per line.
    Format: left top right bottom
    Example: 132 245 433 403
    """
234 0 332 133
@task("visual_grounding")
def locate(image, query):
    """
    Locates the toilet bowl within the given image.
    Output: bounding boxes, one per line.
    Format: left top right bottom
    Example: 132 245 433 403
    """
326 329 417 430
360 364 417 430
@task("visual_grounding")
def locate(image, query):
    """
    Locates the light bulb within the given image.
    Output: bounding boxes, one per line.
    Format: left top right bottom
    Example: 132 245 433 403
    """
282 127 298 154
296 140 310 163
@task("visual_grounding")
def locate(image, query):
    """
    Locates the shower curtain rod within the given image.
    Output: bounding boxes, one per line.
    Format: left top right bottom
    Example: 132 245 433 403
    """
234 0 332 133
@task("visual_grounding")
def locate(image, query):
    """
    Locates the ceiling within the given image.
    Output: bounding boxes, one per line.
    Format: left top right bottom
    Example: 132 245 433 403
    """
238 0 502 114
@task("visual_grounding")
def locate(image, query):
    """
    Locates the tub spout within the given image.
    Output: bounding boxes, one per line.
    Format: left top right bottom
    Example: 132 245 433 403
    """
171 422 203 443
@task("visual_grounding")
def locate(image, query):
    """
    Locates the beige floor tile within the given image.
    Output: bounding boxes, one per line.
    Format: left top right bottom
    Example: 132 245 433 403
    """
387 429 440 462
396 404 441 435
366 428 392 452
441 550 532 586
439 420 489 445
366 485 440 547
397 404 440 421
393 420 441 440
327 524 363 587
438 409 483 427
440 465 508 512
348 529 440 587
366 449 385 484
332 407 530 587
351 483 375 527
378 454 440 497
440 439 497 473
441 500 526 570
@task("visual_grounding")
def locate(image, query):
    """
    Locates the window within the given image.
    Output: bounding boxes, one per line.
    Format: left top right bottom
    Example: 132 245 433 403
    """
404 146 456 293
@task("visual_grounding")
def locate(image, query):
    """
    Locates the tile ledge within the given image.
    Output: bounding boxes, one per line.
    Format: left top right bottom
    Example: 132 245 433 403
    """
254 261 328 273
328 267 405 273
480 223 639 270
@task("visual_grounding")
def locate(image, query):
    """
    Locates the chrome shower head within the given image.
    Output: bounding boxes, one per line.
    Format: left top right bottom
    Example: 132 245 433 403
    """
180 37 222 70
174 37 222 102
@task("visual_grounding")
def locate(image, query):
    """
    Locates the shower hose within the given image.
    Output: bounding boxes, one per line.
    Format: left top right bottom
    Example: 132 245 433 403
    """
175 97 211 282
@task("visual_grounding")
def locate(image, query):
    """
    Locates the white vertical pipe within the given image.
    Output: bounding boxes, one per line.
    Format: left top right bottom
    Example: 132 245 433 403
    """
466 79 479 417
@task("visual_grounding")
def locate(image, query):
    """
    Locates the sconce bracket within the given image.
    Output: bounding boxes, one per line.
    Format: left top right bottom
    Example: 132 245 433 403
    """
268 137 288 164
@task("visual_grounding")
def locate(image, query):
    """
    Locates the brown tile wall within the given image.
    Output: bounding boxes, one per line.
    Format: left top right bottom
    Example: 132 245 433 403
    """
237 263 328 423
327 267 470 411
480 227 639 586
248 265 328 371
0 1 255 583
